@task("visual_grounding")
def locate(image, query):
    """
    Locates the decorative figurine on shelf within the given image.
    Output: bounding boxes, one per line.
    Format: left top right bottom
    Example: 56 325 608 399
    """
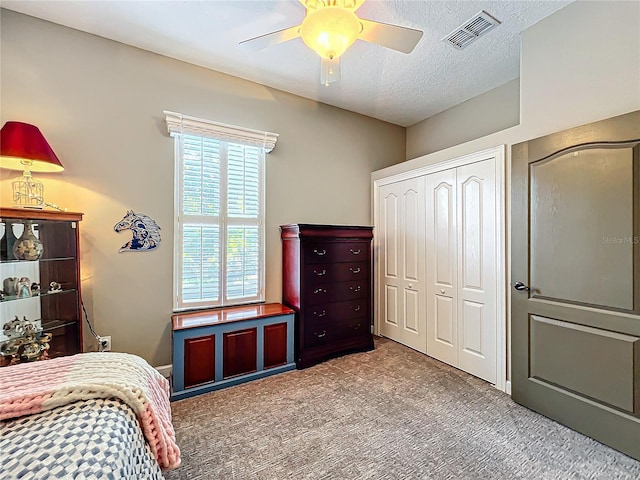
22 318 38 336
0 290 4 301
0 317 51 366
3 316 37 336
12 221 44 261
18 333 51 362
30 282 40 296
3 316 25 337
114 210 162 253
49 281 62 293
16 277 32 298
3 277 17 297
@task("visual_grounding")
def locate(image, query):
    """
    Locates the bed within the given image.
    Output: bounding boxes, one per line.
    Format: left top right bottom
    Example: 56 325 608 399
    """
0 352 180 479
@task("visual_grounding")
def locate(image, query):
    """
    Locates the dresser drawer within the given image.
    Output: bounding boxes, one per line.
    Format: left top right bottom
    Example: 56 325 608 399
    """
305 281 368 305
339 317 370 338
304 316 369 348
305 241 369 264
305 261 368 285
305 299 368 325
304 320 338 348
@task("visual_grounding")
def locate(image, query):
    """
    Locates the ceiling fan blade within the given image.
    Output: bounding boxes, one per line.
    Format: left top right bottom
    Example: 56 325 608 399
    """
321 57 340 86
239 25 301 52
358 18 423 53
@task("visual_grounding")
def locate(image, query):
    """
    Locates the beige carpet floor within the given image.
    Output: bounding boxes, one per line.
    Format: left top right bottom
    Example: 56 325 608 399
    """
165 337 640 480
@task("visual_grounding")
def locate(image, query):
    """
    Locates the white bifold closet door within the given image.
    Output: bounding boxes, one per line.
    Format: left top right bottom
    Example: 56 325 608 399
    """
425 158 497 383
378 177 427 353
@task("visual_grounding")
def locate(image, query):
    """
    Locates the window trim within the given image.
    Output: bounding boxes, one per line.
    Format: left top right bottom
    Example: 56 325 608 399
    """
165 110 278 152
167 111 277 311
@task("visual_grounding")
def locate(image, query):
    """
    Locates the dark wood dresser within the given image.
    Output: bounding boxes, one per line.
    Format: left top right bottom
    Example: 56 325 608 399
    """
280 224 374 368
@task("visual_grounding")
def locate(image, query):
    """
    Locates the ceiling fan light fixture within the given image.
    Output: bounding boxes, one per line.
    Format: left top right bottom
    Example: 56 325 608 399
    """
300 7 360 59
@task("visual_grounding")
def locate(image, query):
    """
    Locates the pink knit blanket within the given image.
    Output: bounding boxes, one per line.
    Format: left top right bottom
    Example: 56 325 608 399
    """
0 352 181 470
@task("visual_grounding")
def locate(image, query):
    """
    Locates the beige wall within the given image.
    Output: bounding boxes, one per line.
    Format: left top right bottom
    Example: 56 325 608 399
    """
375 0 640 178
520 1 640 133
0 10 405 366
406 79 520 159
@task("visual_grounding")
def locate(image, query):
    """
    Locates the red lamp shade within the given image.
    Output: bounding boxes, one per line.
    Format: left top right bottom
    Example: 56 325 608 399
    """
0 121 64 172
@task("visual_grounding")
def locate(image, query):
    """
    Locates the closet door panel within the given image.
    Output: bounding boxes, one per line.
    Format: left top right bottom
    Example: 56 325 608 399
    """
434 181 456 294
456 159 497 383
435 295 455 347
461 300 484 355
379 177 426 353
385 285 399 326
384 192 398 279
381 188 400 333
426 169 458 365
402 184 426 346
404 188 420 282
404 288 419 333
460 177 483 290
381 187 400 333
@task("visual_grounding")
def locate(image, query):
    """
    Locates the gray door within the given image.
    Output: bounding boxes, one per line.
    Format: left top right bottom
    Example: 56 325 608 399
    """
511 111 640 460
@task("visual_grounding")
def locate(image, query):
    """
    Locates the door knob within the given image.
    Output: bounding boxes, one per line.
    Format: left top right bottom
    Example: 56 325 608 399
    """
513 281 530 292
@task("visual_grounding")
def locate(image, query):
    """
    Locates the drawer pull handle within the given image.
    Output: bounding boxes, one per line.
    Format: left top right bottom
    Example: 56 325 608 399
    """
314 288 327 294
350 248 361 255
349 267 361 274
314 310 327 317
314 269 327 276
351 305 361 312
350 285 361 292
313 249 327 256
314 330 327 338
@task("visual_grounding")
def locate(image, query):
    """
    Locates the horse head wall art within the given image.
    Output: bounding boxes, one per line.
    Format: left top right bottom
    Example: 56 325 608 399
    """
114 210 161 253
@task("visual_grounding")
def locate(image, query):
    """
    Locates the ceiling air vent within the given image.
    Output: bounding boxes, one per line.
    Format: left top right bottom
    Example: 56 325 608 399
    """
443 10 501 50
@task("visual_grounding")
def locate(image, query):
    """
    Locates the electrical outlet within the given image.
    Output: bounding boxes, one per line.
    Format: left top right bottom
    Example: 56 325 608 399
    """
98 336 112 352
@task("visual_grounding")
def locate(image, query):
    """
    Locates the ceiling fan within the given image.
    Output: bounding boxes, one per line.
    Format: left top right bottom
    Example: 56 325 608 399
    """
240 0 423 86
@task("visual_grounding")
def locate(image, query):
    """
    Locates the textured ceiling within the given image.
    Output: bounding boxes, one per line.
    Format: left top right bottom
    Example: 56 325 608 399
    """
1 1 572 127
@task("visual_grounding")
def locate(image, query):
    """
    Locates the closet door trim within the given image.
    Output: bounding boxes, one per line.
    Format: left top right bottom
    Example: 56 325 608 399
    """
372 145 507 392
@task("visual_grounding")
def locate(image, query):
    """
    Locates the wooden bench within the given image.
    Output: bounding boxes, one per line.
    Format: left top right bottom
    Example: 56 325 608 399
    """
171 303 296 400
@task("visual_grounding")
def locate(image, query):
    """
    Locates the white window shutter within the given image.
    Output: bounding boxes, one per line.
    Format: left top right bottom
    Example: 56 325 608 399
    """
182 225 220 303
169 112 271 310
182 135 221 216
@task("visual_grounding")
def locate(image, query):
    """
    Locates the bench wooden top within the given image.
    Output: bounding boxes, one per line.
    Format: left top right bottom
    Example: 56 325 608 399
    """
172 303 294 331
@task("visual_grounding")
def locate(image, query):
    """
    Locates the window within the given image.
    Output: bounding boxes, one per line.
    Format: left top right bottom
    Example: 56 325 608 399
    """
166 111 278 310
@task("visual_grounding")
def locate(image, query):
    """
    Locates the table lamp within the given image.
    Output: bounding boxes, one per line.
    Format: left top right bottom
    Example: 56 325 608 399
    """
0 121 64 208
